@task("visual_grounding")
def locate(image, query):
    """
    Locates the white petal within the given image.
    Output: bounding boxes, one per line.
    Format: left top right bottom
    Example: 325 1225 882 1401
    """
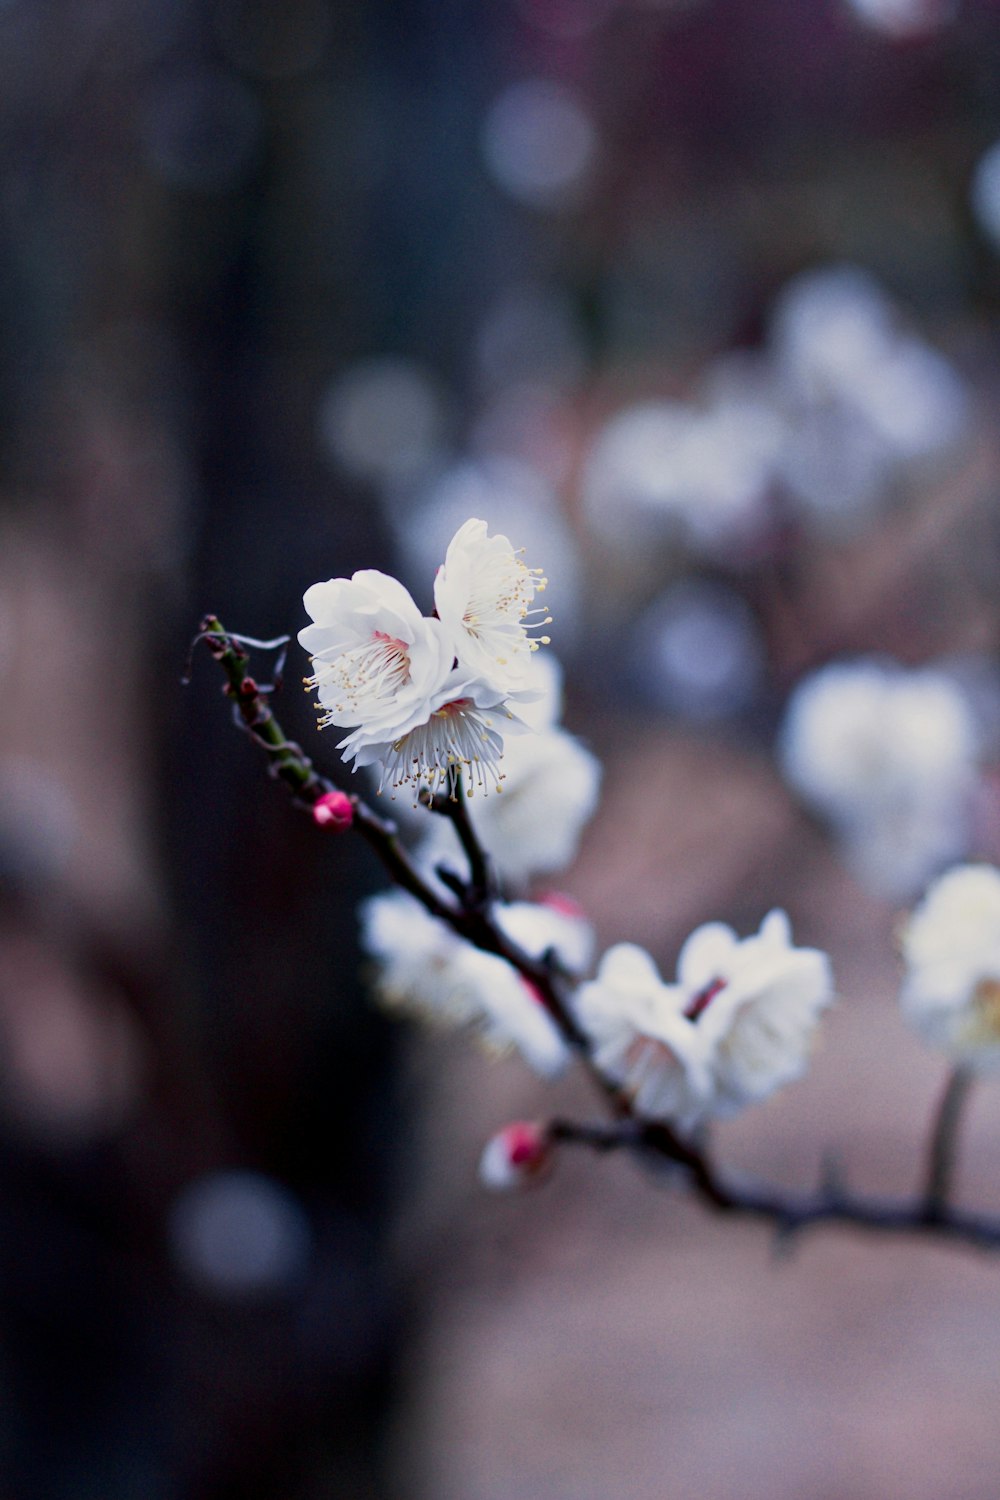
676 922 737 990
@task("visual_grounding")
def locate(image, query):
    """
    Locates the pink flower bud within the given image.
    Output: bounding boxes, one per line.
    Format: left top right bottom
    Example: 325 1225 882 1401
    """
312 790 354 830
478 1121 552 1191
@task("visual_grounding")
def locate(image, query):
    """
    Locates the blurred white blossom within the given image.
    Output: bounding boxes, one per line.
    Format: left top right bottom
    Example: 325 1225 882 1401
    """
582 396 776 561
482 78 597 208
771 266 968 533
359 891 593 1076
779 658 979 897
317 356 446 484
630 580 765 721
420 727 602 889
576 912 832 1131
674 911 834 1118
900 864 1000 1069
575 942 711 1125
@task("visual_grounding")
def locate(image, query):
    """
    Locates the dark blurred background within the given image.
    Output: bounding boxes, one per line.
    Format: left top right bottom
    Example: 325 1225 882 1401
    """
4 1 1000 1497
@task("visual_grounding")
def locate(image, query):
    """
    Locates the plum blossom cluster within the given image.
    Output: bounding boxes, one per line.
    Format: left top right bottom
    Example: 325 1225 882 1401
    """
300 525 841 1184
576 912 833 1133
298 518 551 797
200 517 1000 1248
582 266 969 567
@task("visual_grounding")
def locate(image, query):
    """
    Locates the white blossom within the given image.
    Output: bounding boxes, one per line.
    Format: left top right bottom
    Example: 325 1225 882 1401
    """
575 943 711 1127
299 569 448 734
495 894 596 975
576 913 833 1130
299 522 548 797
675 910 833 1117
433 516 551 692
900 864 1000 1069
358 891 592 1076
779 658 978 896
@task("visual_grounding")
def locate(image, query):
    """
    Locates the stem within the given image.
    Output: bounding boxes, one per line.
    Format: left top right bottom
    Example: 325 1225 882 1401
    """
426 776 495 904
923 1064 974 1221
552 1112 1000 1251
199 616 333 806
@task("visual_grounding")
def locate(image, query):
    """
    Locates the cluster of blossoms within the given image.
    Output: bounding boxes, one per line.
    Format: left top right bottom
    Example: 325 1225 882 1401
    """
581 266 968 569
299 519 843 1188
296 520 1000 1200
298 518 551 797
576 912 833 1133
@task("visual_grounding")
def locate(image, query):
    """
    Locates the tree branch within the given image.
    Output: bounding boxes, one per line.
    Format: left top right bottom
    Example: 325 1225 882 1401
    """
551 1113 1000 1250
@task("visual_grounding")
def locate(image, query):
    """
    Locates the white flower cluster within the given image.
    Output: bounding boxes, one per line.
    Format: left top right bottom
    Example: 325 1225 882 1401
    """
576 912 833 1132
582 266 968 562
779 657 979 899
362 886 834 1135
319 518 838 1174
298 518 551 797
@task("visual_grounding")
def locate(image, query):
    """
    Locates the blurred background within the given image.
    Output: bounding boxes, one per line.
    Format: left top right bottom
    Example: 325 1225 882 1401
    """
5 0 1000 1495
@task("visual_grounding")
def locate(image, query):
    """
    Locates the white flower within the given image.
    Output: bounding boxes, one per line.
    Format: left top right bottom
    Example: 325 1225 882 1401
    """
900 864 1000 1069
779 658 978 897
348 679 519 799
358 891 592 1076
433 517 550 691
299 569 447 732
576 913 833 1130
298 547 528 798
675 911 833 1117
418 724 602 888
495 895 595 975
575 944 712 1127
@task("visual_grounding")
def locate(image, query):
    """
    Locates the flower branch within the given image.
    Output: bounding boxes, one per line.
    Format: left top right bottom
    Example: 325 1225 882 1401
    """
195 519 1000 1260
549 1112 1000 1249
194 616 606 1076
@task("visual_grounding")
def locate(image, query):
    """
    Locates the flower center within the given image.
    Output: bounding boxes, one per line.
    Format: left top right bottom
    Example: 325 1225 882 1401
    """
684 976 728 1022
309 628 411 723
